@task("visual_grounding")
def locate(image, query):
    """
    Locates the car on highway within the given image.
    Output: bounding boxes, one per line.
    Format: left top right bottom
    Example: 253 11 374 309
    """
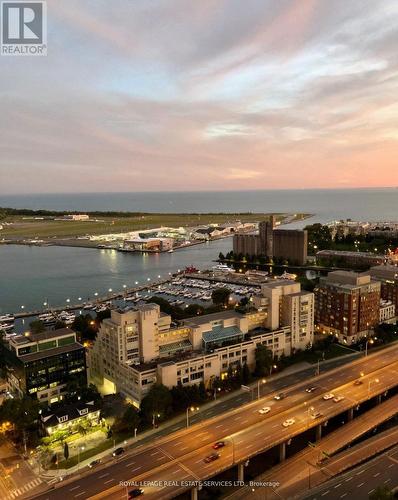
112 447 125 457
323 393 334 400
212 441 225 450
274 393 286 400
333 395 345 403
128 489 144 498
311 411 323 419
354 379 363 386
88 459 102 468
282 418 295 427
204 452 220 463
258 406 271 414
305 386 317 393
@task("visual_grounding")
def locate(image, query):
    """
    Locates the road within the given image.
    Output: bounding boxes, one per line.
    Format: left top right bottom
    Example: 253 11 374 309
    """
230 399 398 499
302 442 398 500
32 343 398 500
0 441 44 500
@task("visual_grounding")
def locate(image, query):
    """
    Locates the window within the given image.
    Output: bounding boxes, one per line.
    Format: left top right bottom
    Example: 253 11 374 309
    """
58 415 68 423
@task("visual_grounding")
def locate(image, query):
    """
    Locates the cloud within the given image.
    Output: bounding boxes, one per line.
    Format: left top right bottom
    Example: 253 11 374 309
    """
1 0 398 193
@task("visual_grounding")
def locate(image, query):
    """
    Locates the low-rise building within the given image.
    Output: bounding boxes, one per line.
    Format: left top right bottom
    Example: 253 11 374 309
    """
41 400 101 436
316 249 385 268
5 328 87 404
370 264 398 310
379 300 396 324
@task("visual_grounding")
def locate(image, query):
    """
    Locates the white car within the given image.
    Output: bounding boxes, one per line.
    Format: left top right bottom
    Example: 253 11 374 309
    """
311 411 322 419
323 393 334 400
258 406 271 415
282 418 295 427
333 395 345 403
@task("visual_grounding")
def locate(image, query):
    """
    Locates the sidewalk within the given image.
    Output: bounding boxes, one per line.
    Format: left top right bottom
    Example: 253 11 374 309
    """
38 350 362 482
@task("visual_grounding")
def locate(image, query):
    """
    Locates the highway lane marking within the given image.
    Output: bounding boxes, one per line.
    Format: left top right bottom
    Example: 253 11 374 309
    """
180 446 188 451
74 492 87 498
356 469 365 475
242 419 249 424
131 467 141 472
69 486 80 491
334 483 342 488
373 472 380 477
156 456 164 461
388 463 395 468
104 478 114 484
321 490 330 496
234 416 242 420
357 482 364 488
99 473 109 479
125 461 135 467
255 431 263 437
384 479 391 484
340 494 347 498
368 490 375 495
215 424 223 428
345 477 353 482
150 451 161 456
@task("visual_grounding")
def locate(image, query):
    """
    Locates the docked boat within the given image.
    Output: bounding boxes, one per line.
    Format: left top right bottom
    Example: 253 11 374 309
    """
0 314 14 323
0 323 14 332
212 264 235 273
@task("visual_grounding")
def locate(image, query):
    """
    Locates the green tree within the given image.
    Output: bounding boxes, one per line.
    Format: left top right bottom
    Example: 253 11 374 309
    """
242 363 252 385
29 320 46 334
112 404 140 434
63 442 69 461
211 287 232 306
140 384 172 424
254 344 273 377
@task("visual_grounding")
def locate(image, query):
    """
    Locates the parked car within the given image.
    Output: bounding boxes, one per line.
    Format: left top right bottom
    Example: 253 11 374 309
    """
88 459 101 468
204 452 220 463
212 441 225 450
258 407 271 415
128 489 144 498
112 447 125 457
282 418 295 427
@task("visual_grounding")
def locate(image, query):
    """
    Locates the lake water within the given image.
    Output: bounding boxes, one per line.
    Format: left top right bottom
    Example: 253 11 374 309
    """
2 188 398 313
0 239 232 314
1 188 398 224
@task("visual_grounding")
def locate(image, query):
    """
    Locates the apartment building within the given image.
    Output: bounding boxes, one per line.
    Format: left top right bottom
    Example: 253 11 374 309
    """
88 281 314 407
5 328 86 404
314 271 381 344
370 264 398 310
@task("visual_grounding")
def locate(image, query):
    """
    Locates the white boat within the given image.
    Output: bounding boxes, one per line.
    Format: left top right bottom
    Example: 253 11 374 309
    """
0 323 13 332
0 314 14 323
212 264 235 273
168 249 174 253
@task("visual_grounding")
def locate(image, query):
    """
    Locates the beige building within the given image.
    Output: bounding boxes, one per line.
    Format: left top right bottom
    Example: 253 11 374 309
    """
88 281 314 407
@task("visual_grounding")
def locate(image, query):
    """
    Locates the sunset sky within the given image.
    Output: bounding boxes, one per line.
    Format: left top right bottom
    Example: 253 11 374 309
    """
1 0 398 194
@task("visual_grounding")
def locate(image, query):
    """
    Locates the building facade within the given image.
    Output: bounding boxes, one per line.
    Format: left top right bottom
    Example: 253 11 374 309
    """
88 280 314 407
6 328 87 404
314 271 381 344
370 264 398 311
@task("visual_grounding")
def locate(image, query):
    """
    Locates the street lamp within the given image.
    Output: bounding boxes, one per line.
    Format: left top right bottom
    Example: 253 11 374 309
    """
186 406 199 428
257 379 266 399
368 378 379 398
269 364 278 376
77 445 85 471
152 413 161 429
214 387 221 400
365 338 374 357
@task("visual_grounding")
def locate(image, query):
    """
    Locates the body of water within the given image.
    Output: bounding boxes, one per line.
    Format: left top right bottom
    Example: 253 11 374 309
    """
0 239 231 314
1 188 398 224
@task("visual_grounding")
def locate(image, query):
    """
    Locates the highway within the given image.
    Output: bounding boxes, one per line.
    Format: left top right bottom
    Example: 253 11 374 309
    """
302 441 398 500
230 398 398 499
33 343 398 500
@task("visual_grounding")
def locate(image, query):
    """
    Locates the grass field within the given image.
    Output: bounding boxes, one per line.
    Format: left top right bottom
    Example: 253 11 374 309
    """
0 213 309 240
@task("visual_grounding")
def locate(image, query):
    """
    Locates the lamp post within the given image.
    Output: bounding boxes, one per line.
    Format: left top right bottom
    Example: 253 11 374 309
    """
214 387 221 400
269 364 278 376
257 379 266 399
186 406 199 428
77 445 85 471
368 378 379 399
365 338 374 357
152 413 160 429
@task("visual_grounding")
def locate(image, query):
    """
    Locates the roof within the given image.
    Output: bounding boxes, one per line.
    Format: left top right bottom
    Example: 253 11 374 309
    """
202 325 243 344
41 400 100 428
11 327 75 345
18 342 84 363
185 310 241 327
159 339 192 354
